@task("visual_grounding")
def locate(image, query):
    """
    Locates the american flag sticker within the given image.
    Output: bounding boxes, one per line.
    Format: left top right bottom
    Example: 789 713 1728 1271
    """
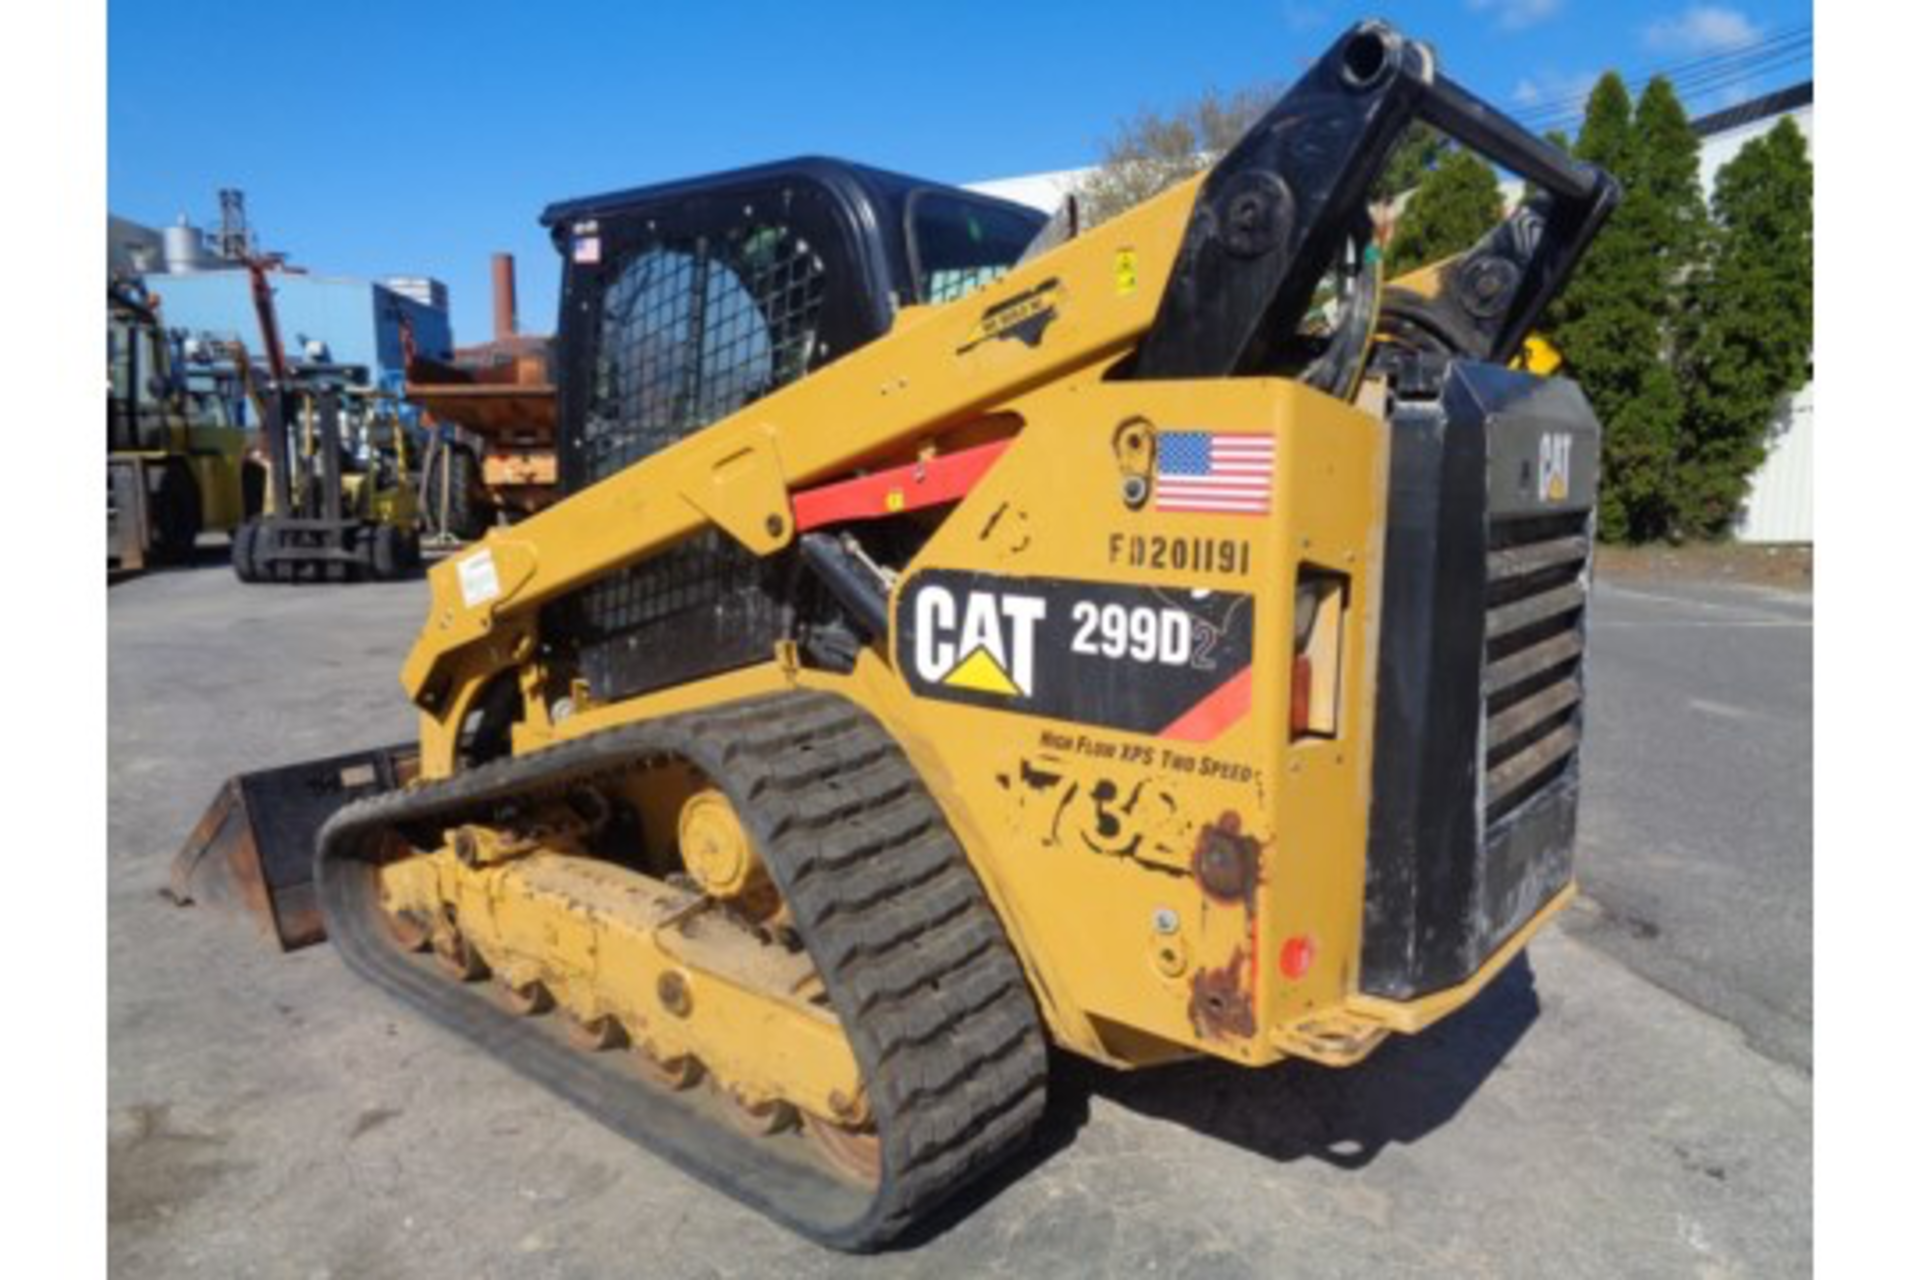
1154 432 1276 515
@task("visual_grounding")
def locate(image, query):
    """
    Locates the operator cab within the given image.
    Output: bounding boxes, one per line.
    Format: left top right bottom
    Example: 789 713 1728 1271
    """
541 157 1045 496
536 159 1045 704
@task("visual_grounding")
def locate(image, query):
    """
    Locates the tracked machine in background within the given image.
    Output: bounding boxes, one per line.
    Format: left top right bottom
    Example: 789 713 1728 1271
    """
173 23 1617 1248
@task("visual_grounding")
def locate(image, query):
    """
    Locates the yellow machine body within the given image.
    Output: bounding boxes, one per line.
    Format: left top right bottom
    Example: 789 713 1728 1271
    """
175 21 1616 1247
392 171 1557 1069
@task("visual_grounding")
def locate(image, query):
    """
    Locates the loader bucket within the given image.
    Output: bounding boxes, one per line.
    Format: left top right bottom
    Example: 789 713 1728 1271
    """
169 745 417 950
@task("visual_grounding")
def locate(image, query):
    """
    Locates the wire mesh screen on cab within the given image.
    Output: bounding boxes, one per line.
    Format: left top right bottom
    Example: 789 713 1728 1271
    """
578 225 827 488
553 218 831 703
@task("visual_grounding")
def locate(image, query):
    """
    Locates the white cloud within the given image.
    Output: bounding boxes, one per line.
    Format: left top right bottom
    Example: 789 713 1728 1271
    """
1711 80 1758 109
1468 0 1565 32
1643 5 1761 54
1282 2 1330 33
1513 68 1599 108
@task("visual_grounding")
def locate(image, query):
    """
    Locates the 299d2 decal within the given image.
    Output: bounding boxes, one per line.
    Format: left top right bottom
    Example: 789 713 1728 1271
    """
897 570 1255 741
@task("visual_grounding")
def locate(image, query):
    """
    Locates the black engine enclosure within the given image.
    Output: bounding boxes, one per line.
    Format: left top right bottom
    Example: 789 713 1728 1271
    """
1362 360 1601 999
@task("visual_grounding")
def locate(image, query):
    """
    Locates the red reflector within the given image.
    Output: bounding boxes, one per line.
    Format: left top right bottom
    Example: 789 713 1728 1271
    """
1289 654 1313 738
1280 935 1316 980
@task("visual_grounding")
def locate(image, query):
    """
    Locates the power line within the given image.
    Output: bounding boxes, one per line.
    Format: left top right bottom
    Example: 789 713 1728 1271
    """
1520 62 1810 137
1510 24 1809 118
1526 24 1808 106
1517 52 1810 136
1520 46 1811 126
1513 39 1810 126
1510 25 1811 124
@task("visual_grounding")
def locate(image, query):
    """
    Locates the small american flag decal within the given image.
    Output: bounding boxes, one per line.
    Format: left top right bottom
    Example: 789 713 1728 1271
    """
1154 432 1275 515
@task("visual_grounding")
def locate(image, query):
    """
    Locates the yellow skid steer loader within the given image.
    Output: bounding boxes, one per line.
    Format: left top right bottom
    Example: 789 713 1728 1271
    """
171 21 1617 1249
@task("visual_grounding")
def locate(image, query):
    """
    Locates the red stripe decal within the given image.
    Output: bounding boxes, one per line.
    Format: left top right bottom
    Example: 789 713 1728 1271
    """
1158 665 1254 742
792 439 1012 532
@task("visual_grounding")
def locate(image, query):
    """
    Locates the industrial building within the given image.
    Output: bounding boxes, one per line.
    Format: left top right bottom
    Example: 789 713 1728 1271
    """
108 191 453 392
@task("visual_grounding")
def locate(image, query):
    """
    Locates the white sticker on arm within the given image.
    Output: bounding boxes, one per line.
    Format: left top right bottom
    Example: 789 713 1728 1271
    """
457 548 501 607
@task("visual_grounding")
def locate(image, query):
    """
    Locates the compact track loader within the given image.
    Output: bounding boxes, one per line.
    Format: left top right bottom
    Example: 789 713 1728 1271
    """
172 22 1617 1249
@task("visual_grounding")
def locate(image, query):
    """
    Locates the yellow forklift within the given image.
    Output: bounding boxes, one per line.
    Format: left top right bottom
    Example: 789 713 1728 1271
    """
230 259 424 583
107 278 255 572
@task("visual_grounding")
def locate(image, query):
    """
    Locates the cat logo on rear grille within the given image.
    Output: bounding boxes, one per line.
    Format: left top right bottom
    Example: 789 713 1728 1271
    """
1538 432 1573 504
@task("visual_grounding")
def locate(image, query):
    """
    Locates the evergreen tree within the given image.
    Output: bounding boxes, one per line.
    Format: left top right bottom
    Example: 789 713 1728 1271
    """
1631 77 1709 328
1375 121 1446 201
1674 119 1814 537
1572 72 1634 173
1546 73 1678 541
1384 147 1504 276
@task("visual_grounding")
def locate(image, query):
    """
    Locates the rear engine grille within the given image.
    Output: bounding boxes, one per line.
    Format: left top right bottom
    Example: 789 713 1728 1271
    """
1481 511 1590 823
1360 359 1600 1000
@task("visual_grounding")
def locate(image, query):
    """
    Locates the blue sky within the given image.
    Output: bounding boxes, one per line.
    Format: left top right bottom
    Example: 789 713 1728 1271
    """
109 1 1812 344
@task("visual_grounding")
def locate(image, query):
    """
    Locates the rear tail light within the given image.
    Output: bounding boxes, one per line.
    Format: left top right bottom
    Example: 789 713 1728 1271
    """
1280 934 1317 979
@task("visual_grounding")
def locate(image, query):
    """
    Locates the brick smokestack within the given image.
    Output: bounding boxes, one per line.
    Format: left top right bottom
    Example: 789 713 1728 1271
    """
491 252 518 342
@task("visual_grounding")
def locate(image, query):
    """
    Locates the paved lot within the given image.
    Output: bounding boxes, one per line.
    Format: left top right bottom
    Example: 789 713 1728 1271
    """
1572 580 1814 1073
109 560 1812 1279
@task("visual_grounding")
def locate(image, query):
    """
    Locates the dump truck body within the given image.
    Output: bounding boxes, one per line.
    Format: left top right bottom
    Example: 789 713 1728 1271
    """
173 22 1617 1249
405 344 559 535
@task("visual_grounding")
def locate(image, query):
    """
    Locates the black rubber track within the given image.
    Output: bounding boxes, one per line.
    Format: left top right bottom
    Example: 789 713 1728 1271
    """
315 690 1048 1250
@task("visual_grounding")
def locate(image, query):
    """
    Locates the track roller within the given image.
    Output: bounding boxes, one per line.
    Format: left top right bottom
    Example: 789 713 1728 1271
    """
633 1042 704 1091
494 976 554 1017
431 926 487 982
567 1013 627 1052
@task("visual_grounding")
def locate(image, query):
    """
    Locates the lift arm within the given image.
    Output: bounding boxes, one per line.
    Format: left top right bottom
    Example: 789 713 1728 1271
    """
398 20 1615 763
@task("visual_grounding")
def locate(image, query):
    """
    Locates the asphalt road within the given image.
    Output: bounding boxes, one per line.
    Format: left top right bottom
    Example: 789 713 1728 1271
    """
108 558 1813 1278
1571 579 1814 1073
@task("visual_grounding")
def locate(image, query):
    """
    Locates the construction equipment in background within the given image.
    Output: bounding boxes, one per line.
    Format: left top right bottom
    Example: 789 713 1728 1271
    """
408 254 559 542
107 278 257 573
231 258 424 583
173 23 1617 1249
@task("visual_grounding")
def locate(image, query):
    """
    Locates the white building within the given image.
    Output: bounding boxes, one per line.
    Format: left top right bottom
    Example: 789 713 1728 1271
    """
968 81 1815 543
966 168 1089 216
1692 84 1814 544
